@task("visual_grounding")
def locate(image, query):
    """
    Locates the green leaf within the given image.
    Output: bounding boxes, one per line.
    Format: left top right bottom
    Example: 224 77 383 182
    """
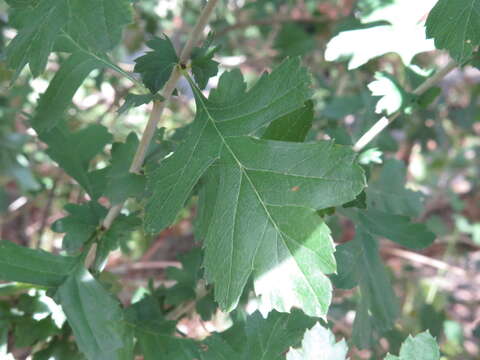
125 295 181 360
368 72 411 116
164 248 202 306
425 0 480 63
145 58 366 317
134 35 179 93
40 124 113 198
94 214 141 271
332 229 398 335
51 202 106 254
202 310 314 360
325 0 436 69
262 101 313 142
357 209 435 250
0 241 77 287
32 52 102 133
14 316 60 348
191 36 219 89
385 331 440 360
5 0 132 77
367 159 424 217
54 265 133 360
117 93 154 114
63 0 132 52
103 133 146 205
286 323 348 360
274 23 316 58
5 0 69 77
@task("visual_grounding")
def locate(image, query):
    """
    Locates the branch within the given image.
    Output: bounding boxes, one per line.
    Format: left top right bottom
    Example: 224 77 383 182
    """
353 59 457 152
102 0 220 232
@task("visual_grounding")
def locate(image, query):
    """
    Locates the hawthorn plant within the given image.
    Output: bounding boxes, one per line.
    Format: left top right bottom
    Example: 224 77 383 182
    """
0 0 477 359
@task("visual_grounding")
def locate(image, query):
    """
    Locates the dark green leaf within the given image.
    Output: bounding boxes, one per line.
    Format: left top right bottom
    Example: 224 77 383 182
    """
103 133 146 204
425 0 479 63
164 248 202 306
274 23 315 58
191 37 219 89
134 35 179 93
14 316 60 348
332 229 398 345
367 159 423 217
0 241 77 287
203 310 314 359
357 209 435 250
94 214 141 271
32 52 102 133
40 124 113 198
5 0 69 77
117 93 154 114
262 101 313 142
51 202 106 253
54 266 133 360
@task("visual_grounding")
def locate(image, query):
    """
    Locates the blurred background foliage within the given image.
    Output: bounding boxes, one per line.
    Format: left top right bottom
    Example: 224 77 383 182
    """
0 0 479 358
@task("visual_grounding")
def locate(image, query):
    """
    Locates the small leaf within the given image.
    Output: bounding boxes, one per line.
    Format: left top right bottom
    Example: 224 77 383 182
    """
191 35 219 89
134 35 179 93
332 228 399 343
368 72 411 116
32 52 103 133
202 310 315 360
0 241 77 287
357 209 435 250
51 201 106 254
164 248 202 306
40 124 113 198
94 214 141 271
367 159 424 217
385 331 440 360
14 317 60 348
117 93 154 114
286 323 348 360
426 0 480 63
103 133 146 205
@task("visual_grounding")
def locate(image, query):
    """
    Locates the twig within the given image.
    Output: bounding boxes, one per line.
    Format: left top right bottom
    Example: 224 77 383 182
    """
353 59 458 152
102 0 220 231
108 260 181 274
381 246 466 276
36 173 61 249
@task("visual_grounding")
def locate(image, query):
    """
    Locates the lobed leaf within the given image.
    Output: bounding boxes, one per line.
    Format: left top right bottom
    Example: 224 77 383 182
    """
134 35 179 93
426 0 480 63
145 58 365 317
286 323 348 360
40 124 113 198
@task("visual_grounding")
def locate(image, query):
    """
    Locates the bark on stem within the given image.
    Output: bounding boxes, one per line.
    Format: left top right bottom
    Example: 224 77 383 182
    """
102 0 220 231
